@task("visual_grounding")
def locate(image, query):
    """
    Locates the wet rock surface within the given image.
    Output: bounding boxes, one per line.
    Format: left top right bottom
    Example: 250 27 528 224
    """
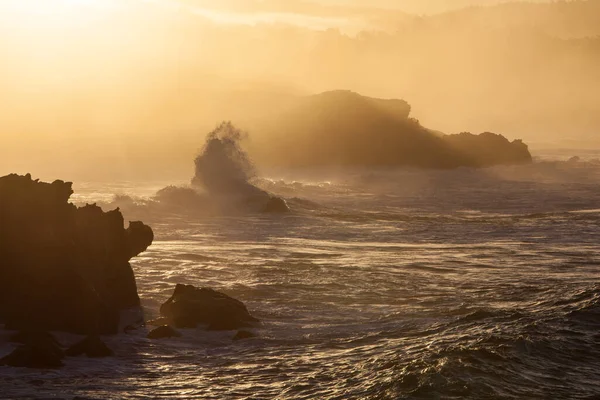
160 284 259 331
147 325 182 340
1 331 65 369
0 174 154 335
65 335 113 358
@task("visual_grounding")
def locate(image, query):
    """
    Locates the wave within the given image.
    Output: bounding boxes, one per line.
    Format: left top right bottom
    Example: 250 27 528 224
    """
102 123 291 217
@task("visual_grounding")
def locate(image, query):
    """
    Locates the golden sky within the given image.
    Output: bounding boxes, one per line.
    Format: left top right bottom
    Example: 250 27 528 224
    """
0 0 596 179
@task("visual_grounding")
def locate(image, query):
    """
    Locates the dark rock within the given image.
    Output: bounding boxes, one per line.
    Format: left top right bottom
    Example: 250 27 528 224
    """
127 221 155 258
160 284 259 330
65 335 113 358
0 334 65 369
251 90 532 168
147 325 182 339
0 174 154 335
264 197 290 213
443 132 533 167
232 330 256 341
8 331 62 351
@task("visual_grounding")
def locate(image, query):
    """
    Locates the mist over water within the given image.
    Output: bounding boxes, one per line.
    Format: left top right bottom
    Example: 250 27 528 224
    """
116 122 281 216
191 122 258 195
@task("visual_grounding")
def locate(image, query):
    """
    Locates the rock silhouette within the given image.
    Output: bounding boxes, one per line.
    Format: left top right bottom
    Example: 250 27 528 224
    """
1 331 65 369
0 174 154 335
147 325 182 339
160 284 259 331
249 90 533 168
65 335 113 358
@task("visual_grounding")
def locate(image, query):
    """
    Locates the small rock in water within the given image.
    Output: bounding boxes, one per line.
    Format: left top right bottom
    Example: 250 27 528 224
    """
232 330 256 341
65 335 113 358
0 340 65 369
147 325 182 339
160 284 259 330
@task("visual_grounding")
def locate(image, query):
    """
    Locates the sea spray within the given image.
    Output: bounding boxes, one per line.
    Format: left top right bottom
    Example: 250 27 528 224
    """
191 121 263 198
110 122 289 215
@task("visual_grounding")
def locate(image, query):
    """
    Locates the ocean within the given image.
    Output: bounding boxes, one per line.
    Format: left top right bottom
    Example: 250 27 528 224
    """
1 154 600 399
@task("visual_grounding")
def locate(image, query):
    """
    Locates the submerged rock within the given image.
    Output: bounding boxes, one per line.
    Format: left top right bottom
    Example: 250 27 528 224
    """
160 284 259 330
0 335 65 369
0 174 154 335
232 330 256 341
65 335 113 358
147 325 182 339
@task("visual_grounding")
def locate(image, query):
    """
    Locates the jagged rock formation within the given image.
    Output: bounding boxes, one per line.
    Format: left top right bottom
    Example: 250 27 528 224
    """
0 174 153 335
160 284 259 331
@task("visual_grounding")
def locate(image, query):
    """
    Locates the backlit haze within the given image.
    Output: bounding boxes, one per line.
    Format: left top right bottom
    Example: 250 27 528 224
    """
1 0 599 179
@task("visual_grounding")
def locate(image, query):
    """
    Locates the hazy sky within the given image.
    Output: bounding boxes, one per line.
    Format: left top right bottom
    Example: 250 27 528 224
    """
318 0 522 11
1 0 597 179
174 0 551 14
220 0 551 14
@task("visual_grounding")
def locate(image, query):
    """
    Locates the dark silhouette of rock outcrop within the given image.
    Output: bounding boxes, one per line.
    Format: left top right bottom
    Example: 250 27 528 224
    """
147 325 182 339
65 335 113 358
159 284 259 331
1 331 65 369
249 90 532 169
444 132 532 167
0 174 154 335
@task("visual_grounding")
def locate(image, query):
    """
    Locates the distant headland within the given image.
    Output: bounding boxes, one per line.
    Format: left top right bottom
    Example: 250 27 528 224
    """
245 90 532 168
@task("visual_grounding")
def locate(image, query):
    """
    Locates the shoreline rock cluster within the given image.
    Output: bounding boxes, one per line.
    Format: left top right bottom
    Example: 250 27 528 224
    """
0 174 259 369
0 173 153 335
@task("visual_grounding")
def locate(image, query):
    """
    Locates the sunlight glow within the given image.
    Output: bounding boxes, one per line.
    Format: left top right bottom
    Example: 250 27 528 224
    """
2 0 116 13
0 0 120 28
